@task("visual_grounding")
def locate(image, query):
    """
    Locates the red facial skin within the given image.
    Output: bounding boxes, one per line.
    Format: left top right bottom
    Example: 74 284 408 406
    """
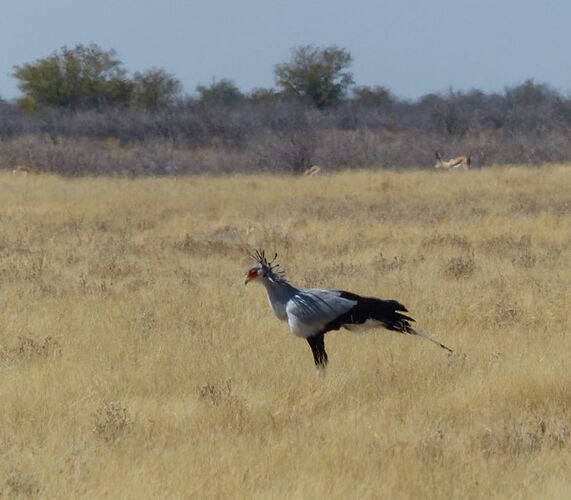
245 267 259 284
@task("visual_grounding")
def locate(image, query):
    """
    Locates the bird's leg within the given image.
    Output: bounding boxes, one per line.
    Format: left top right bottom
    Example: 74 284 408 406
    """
307 334 328 369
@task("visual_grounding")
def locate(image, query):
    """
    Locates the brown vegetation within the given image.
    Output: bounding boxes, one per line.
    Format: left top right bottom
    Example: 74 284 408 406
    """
0 166 569 497
3 78 571 174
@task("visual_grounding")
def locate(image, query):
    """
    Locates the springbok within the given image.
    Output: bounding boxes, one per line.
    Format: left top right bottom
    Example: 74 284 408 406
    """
303 165 322 177
434 152 471 171
12 165 37 176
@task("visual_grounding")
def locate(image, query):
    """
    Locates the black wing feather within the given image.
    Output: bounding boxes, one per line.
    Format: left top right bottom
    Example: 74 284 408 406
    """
304 290 452 366
323 290 415 334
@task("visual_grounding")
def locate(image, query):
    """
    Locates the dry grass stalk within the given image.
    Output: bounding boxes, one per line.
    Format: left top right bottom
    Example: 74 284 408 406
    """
0 165 568 497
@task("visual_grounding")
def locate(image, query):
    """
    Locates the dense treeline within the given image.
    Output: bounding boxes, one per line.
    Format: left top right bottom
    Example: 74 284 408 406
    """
1 44 571 175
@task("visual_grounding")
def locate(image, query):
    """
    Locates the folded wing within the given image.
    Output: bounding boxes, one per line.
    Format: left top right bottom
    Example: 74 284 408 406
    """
323 290 416 334
286 288 358 338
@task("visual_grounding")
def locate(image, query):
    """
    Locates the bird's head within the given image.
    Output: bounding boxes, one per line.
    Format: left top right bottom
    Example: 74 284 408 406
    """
244 265 262 285
244 249 284 285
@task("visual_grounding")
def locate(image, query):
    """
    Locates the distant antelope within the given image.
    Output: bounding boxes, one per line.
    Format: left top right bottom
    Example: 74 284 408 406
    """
434 152 471 171
303 165 322 177
12 165 37 176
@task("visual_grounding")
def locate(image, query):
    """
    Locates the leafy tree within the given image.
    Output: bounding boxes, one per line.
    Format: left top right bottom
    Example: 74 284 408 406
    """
196 79 244 105
131 69 182 111
13 44 132 112
353 85 395 107
274 45 354 108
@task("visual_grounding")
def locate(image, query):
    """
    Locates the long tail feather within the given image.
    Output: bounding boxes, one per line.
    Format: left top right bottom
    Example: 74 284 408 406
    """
408 327 454 353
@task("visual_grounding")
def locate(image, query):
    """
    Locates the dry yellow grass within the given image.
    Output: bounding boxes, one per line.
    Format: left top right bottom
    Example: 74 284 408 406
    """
0 165 569 499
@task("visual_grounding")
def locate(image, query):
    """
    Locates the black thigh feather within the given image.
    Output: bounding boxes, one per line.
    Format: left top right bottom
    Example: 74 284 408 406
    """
307 333 328 368
323 291 416 334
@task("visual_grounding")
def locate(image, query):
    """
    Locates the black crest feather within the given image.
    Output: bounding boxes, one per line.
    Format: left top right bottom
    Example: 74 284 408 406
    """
251 249 286 281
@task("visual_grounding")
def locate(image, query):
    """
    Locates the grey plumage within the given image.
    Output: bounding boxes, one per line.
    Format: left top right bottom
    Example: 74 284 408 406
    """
245 250 453 368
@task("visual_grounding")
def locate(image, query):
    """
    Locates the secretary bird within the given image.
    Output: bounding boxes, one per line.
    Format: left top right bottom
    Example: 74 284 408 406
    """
244 250 453 368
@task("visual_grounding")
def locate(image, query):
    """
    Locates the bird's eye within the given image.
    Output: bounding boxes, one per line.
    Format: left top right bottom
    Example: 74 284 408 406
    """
248 268 258 278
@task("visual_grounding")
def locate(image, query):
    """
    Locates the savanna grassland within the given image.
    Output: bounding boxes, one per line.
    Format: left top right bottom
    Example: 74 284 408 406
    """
0 166 569 499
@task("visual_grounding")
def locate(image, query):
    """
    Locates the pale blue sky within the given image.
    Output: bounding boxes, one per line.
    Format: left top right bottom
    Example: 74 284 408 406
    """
1 0 571 100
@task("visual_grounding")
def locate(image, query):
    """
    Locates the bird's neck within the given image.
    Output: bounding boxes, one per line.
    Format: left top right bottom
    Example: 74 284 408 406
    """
260 277 296 321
